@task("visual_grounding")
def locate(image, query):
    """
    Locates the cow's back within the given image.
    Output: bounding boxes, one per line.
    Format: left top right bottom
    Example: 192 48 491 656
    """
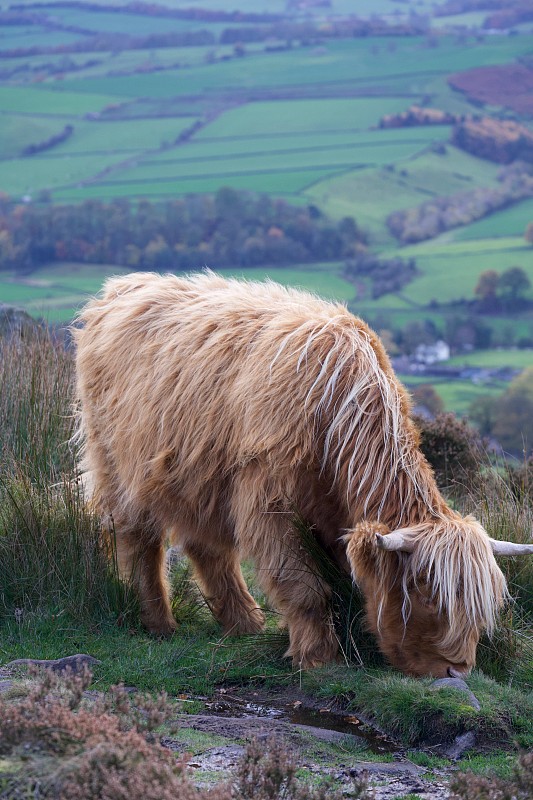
74 271 355 524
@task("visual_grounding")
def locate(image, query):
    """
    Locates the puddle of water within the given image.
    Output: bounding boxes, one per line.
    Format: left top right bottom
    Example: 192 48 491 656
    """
284 705 397 754
206 693 396 754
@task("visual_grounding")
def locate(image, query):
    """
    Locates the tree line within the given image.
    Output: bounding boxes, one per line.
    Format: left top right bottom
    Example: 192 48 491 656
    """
387 162 533 244
0 189 364 274
474 267 531 313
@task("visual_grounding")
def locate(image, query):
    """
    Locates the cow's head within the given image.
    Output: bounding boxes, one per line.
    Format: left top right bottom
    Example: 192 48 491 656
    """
343 516 533 678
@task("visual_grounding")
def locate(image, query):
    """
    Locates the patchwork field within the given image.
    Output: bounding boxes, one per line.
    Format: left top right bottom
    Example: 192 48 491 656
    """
1 2 533 421
1 29 532 212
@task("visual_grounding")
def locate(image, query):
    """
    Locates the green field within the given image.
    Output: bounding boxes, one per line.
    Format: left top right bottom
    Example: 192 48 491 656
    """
0 86 124 116
306 145 502 245
0 262 356 323
54 36 533 99
451 198 533 241
447 349 533 369
46 117 198 155
387 237 533 305
400 373 510 415
0 153 132 197
0 115 65 159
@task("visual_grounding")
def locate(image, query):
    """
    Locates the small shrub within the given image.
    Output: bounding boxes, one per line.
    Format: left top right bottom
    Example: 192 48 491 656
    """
450 750 533 800
414 412 486 492
233 737 372 800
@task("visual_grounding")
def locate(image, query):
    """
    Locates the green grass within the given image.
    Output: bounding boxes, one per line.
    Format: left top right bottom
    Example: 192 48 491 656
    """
306 666 533 748
306 146 502 245
53 168 337 201
446 349 533 369
45 117 198 155
195 98 416 138
48 114 450 202
148 128 446 161
0 153 132 198
423 379 509 415
102 142 432 187
0 86 125 116
452 197 533 241
217 266 355 301
385 237 533 306
0 262 354 323
0 613 292 695
0 116 66 160
0 27 86 49
44 8 236 35
55 35 533 99
399 373 509 415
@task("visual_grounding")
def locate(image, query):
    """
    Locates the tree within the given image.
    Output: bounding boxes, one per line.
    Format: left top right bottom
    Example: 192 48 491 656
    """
498 266 530 307
412 384 444 416
474 269 499 311
492 367 533 456
468 395 497 438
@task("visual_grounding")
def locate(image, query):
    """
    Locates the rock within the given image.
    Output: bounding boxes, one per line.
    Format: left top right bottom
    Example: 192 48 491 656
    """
4 654 100 674
0 680 13 694
443 730 477 760
190 745 246 773
430 677 481 710
349 761 423 776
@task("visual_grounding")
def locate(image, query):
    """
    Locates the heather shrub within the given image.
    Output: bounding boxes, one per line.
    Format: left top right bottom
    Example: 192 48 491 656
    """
450 751 533 800
415 411 486 491
233 737 372 800
0 667 195 800
0 669 371 800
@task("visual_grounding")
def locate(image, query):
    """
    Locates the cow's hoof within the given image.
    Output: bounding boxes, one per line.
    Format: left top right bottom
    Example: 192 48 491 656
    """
143 617 177 638
223 607 265 636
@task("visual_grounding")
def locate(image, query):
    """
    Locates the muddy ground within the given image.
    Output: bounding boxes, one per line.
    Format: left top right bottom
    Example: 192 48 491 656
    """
162 686 457 799
0 657 487 799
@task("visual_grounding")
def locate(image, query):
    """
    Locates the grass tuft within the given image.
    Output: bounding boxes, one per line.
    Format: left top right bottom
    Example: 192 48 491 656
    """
0 330 133 626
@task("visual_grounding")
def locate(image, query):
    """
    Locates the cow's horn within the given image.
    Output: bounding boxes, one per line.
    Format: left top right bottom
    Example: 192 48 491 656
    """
375 531 416 553
489 538 533 556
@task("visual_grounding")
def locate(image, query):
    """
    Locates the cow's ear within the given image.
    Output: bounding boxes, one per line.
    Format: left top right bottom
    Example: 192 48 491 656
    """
342 522 417 576
341 521 391 578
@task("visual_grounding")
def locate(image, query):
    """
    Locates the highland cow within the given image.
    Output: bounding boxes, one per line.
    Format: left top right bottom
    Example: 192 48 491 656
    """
74 272 533 677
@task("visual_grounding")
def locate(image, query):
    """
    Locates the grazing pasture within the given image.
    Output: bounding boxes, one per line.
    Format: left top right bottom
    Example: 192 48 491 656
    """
400 373 510 415
446 349 533 369
390 237 533 305
452 197 533 240
0 85 124 116
306 145 502 245
0 262 355 322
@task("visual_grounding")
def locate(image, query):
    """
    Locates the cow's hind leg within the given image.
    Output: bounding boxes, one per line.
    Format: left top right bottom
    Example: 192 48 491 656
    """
115 523 177 637
184 542 265 635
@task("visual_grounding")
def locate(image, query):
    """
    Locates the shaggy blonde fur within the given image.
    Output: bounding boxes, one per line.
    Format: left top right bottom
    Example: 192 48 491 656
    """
74 272 507 675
